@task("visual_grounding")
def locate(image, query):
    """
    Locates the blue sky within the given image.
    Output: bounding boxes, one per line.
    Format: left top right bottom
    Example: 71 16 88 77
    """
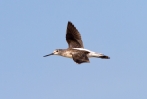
0 0 147 99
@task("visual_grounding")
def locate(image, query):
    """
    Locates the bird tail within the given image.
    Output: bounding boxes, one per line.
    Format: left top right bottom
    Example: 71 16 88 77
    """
99 55 110 59
94 53 110 59
88 52 110 59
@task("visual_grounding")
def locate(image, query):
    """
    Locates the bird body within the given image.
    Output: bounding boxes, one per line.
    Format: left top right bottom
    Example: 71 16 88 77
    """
44 21 110 64
51 48 109 59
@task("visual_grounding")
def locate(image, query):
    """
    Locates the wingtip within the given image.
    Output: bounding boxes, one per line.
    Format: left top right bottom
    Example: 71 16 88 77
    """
68 21 72 25
68 21 72 23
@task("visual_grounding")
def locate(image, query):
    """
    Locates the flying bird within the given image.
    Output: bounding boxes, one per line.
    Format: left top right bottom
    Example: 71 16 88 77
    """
43 21 110 64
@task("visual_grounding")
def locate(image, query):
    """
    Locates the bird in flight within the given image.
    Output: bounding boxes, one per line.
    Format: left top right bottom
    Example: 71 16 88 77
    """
44 21 110 64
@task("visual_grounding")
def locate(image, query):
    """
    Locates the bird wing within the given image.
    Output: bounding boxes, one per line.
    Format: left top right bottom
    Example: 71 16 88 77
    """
66 21 84 48
72 51 89 64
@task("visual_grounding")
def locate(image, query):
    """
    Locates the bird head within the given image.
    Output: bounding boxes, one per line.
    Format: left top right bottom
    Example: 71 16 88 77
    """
43 49 61 57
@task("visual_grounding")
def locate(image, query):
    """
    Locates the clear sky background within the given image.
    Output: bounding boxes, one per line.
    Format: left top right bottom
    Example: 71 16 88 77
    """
0 0 147 99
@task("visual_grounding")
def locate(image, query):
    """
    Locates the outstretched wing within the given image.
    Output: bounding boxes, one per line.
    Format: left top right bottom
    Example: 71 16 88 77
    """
66 21 84 48
72 51 89 64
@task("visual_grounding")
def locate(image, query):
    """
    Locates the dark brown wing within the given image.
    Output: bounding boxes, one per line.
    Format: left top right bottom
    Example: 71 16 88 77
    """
72 51 89 64
66 21 84 48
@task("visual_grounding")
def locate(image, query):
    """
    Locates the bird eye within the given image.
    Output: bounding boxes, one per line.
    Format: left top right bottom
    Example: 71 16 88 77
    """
56 50 58 52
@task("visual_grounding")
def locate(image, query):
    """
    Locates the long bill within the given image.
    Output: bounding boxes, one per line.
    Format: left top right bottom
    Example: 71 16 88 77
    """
43 53 54 57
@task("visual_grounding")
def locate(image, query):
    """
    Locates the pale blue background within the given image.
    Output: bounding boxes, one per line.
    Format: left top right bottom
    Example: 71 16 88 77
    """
0 0 147 99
